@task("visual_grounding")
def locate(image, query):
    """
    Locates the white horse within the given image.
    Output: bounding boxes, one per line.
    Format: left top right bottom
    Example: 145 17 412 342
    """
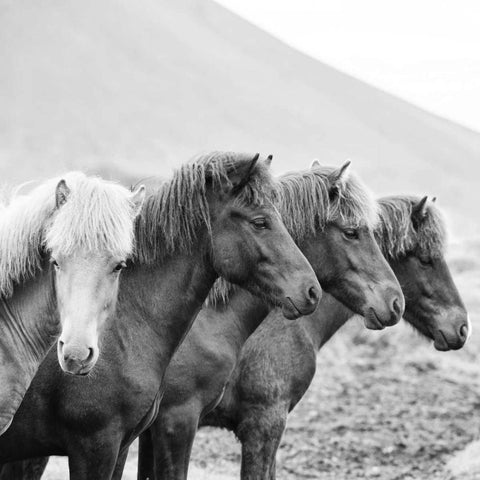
0 172 144 434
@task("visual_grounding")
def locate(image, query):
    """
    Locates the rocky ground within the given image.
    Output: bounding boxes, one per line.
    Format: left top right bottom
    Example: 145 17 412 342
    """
44 240 480 479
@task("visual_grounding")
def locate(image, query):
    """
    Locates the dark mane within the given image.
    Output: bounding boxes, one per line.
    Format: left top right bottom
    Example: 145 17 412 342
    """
376 196 447 260
276 165 378 241
134 152 273 264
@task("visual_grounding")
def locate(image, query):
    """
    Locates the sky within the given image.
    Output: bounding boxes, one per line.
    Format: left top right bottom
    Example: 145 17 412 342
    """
216 0 480 133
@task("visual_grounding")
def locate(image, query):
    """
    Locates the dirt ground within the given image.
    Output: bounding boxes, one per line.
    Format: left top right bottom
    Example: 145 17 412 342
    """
43 240 480 479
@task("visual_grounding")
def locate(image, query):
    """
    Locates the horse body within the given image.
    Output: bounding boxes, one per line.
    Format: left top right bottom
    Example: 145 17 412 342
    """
0 152 321 479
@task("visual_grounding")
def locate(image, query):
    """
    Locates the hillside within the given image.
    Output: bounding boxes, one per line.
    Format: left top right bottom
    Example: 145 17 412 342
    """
1 0 479 235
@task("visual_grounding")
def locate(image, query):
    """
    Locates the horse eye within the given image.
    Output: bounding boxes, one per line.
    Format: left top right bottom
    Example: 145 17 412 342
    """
113 261 127 273
418 256 432 267
343 228 359 240
251 218 267 230
51 259 59 269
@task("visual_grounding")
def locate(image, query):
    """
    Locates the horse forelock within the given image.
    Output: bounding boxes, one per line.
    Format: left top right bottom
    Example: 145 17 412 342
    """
134 152 274 264
45 172 138 259
328 167 379 230
276 165 378 242
376 196 447 260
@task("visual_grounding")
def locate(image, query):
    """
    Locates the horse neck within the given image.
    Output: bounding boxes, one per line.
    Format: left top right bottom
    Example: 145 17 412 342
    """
301 294 353 351
0 268 58 368
213 289 271 354
0 268 58 433
117 246 217 365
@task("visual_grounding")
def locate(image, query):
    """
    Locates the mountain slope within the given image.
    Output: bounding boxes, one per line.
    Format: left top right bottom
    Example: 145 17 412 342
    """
1 0 478 234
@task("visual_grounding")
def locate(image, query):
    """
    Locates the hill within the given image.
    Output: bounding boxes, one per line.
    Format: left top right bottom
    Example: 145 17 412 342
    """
1 0 479 237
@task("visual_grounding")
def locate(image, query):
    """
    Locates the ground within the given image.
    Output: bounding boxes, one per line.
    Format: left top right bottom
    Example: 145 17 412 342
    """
43 239 480 479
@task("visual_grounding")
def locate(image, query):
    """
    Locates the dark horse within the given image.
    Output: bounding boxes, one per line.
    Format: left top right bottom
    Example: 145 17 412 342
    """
135 195 469 480
0 152 322 479
0 161 406 479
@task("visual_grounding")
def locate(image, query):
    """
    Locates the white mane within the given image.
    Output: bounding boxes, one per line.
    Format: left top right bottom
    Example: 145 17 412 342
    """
0 172 139 297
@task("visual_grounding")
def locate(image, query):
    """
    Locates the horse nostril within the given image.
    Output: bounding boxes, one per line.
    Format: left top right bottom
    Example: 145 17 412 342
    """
459 324 469 340
308 286 319 303
392 298 401 317
58 341 67 361
86 348 95 363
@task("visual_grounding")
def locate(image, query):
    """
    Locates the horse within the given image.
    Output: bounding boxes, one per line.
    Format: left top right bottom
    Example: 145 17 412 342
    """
131 194 469 480
0 152 321 479
0 172 145 436
197 195 469 480
126 160 406 479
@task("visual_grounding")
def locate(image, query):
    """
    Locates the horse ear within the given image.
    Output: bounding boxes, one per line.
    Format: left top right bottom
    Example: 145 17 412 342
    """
232 153 259 192
328 160 351 195
130 185 146 217
310 159 321 169
411 196 429 227
265 154 273 168
431 196 437 203
55 179 70 209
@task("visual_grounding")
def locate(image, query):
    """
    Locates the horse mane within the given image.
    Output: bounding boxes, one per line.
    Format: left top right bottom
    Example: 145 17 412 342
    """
276 165 378 242
45 172 139 259
207 163 379 307
375 195 447 260
134 151 273 264
0 172 138 298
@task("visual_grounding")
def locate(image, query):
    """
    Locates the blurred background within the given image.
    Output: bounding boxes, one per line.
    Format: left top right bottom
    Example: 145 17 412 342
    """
2 0 480 478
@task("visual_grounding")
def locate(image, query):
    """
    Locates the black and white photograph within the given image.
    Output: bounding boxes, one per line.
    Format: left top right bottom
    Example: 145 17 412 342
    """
0 0 479 478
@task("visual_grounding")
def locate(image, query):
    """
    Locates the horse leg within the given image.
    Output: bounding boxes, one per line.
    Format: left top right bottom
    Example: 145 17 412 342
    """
237 404 287 480
151 403 200 480
67 435 122 480
111 447 129 480
137 429 154 480
0 458 49 480
137 387 165 480
68 451 118 480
